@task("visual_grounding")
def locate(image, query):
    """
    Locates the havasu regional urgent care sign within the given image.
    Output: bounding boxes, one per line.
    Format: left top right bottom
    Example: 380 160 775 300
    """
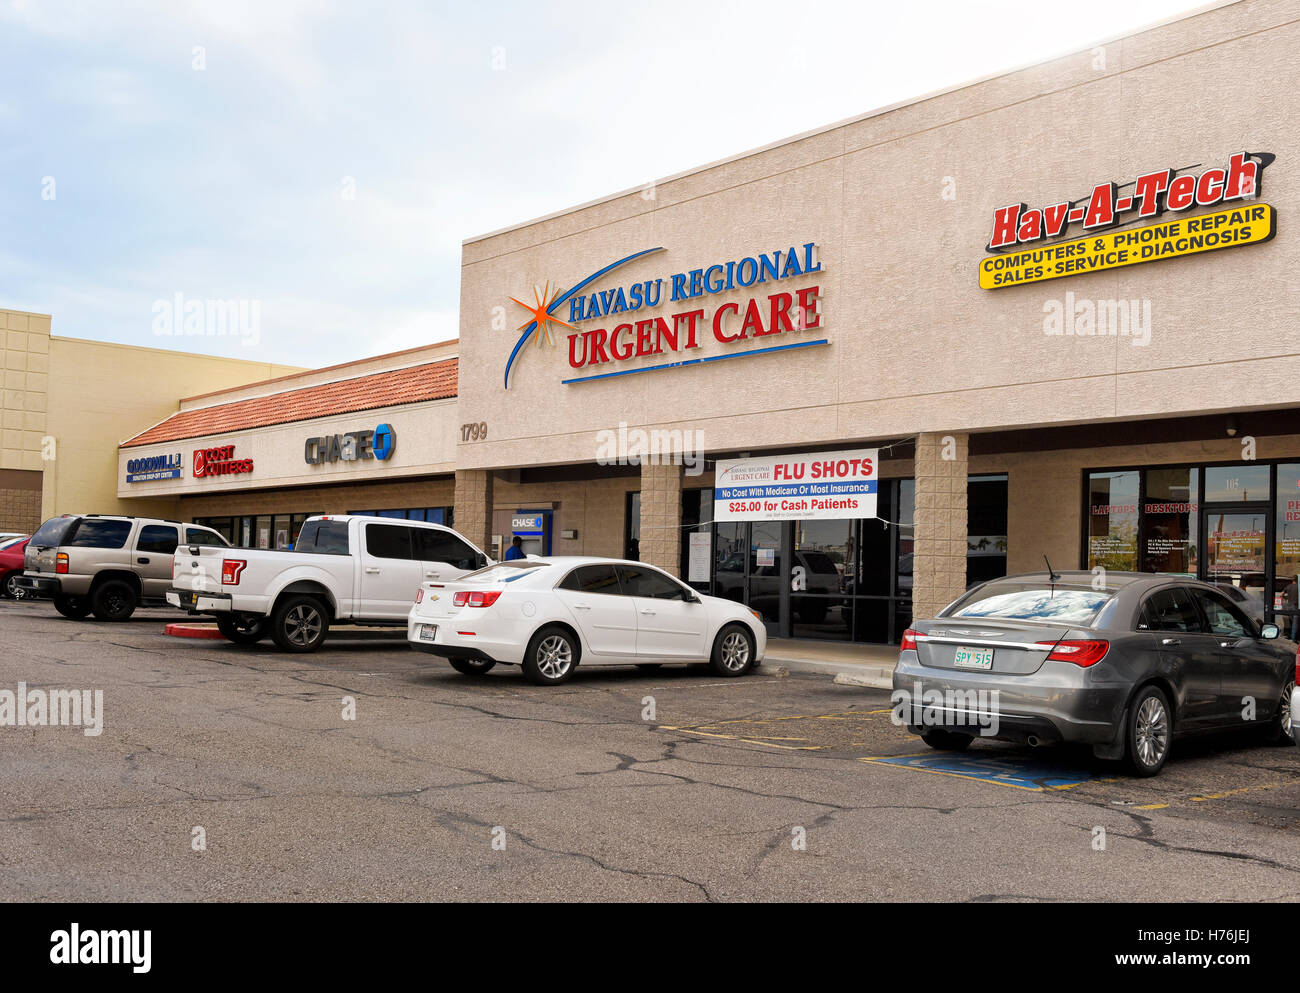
714 449 878 522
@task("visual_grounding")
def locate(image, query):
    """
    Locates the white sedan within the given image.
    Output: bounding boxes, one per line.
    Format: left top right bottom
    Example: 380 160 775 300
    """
406 556 767 684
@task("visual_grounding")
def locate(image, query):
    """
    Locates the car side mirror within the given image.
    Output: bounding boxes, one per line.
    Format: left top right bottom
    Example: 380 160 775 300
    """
1260 623 1280 640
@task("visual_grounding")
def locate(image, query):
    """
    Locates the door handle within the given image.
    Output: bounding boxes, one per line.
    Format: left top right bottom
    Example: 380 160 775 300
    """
137 557 149 564
364 567 380 575
573 603 591 611
1161 638 1181 646
640 609 656 615
425 572 440 579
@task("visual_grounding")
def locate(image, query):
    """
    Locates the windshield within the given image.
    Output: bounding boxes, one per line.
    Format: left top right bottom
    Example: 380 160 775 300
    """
30 517 77 547
946 583 1114 624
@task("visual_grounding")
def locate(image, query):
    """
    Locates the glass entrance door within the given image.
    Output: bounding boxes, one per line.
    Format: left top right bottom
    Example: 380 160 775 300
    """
1200 503 1270 625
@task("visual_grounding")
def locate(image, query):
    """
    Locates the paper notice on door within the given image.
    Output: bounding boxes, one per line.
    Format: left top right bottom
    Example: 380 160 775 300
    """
688 532 712 583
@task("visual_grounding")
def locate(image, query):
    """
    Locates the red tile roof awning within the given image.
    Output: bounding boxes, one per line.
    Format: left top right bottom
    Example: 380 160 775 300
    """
122 359 457 448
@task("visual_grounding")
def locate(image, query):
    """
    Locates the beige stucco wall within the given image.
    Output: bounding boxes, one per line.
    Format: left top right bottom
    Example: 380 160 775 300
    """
41 332 301 521
456 0 1300 473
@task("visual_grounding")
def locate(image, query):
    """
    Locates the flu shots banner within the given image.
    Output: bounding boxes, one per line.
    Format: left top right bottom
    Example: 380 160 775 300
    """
714 449 878 522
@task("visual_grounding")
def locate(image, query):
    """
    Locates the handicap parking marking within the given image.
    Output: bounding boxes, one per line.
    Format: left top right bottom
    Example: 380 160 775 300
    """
860 751 1116 791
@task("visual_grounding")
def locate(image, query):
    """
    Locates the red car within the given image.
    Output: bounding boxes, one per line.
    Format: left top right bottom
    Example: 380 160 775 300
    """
0 536 30 599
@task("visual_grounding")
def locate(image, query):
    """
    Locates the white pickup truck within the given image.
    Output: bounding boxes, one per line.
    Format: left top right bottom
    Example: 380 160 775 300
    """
167 515 492 652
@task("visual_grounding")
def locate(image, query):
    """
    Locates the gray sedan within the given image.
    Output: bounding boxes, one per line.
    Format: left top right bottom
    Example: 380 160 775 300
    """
892 572 1296 776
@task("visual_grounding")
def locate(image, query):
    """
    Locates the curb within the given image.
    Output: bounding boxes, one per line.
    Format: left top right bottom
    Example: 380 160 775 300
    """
764 655 895 688
164 623 225 640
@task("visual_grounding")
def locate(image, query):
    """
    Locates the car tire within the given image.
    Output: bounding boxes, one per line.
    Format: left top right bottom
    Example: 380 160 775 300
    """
91 579 137 622
920 728 973 751
270 595 329 653
2 571 23 600
1125 685 1172 777
449 656 496 676
522 625 579 685
1262 681 1295 745
54 594 92 619
709 623 756 677
216 615 268 646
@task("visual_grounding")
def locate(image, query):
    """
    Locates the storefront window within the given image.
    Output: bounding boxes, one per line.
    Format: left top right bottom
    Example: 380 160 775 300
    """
680 489 713 592
1276 464 1300 631
1204 464 1271 503
967 475 1008 586
1087 471 1139 570
1141 467 1197 575
791 519 853 640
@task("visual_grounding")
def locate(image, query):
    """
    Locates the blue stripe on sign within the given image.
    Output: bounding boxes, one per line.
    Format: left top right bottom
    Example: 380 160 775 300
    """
715 480 878 500
561 338 830 385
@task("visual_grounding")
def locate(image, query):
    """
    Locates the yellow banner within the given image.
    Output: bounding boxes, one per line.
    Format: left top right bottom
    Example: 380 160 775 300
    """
979 203 1275 289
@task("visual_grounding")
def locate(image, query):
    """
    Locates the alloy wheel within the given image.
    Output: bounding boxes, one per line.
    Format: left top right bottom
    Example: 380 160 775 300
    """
1281 683 1294 741
5 574 22 599
536 635 572 679
1134 696 1169 768
285 604 322 647
719 630 750 671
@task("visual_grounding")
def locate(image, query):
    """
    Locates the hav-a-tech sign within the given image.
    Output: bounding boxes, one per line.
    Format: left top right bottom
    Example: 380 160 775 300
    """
504 243 827 388
714 449 878 522
980 152 1275 288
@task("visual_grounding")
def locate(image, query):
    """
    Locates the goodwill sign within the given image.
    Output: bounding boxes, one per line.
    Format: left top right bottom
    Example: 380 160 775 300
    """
714 449 878 522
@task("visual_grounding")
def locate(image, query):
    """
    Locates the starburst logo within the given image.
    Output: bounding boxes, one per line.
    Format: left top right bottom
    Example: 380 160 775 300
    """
510 282 572 348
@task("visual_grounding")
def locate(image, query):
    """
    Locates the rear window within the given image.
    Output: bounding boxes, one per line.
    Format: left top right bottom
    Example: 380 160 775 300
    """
185 527 229 547
946 583 1114 624
68 519 133 549
459 562 548 584
0 536 27 550
31 517 77 547
296 520 350 555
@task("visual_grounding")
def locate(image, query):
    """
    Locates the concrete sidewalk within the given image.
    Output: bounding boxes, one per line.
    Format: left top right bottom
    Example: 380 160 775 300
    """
763 637 897 688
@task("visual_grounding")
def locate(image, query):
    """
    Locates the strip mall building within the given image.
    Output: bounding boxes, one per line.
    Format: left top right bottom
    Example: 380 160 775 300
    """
8 0 1300 645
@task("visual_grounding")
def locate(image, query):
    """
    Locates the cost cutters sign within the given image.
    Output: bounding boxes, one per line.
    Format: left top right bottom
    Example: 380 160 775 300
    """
714 449 878 522
192 445 253 478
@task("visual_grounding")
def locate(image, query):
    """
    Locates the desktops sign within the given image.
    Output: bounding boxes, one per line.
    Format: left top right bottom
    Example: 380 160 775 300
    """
714 449 878 522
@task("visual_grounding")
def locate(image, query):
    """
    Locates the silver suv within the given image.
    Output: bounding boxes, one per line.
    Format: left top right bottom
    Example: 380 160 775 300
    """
16 515 230 621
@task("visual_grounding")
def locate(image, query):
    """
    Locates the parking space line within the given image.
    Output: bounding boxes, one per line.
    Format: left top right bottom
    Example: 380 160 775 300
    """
656 726 825 750
859 753 1120 792
1190 782 1287 803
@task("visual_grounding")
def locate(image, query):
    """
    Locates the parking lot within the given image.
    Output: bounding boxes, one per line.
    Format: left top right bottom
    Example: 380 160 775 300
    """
3 599 1299 902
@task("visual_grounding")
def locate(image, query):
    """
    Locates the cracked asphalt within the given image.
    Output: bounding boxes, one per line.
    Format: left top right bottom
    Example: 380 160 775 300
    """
2 601 1299 902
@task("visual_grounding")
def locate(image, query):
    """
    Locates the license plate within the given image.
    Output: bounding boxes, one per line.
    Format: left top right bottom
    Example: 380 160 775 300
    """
419 624 438 642
181 592 199 608
953 646 994 670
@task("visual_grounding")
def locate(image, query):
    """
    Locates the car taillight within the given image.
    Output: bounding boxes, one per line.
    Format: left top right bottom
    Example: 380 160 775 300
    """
55 553 68 575
414 589 424 604
900 628 919 652
1037 639 1109 667
221 559 247 585
452 590 501 608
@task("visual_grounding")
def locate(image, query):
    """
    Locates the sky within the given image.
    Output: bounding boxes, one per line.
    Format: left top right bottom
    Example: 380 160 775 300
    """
0 0 1217 366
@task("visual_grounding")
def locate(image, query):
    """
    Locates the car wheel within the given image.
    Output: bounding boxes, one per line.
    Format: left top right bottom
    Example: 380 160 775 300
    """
2 571 23 600
270 595 329 653
91 579 137 621
1125 685 1172 777
635 663 663 671
522 626 579 685
709 624 756 677
449 657 496 676
920 728 973 751
216 615 268 646
1263 681 1295 745
54 594 92 619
